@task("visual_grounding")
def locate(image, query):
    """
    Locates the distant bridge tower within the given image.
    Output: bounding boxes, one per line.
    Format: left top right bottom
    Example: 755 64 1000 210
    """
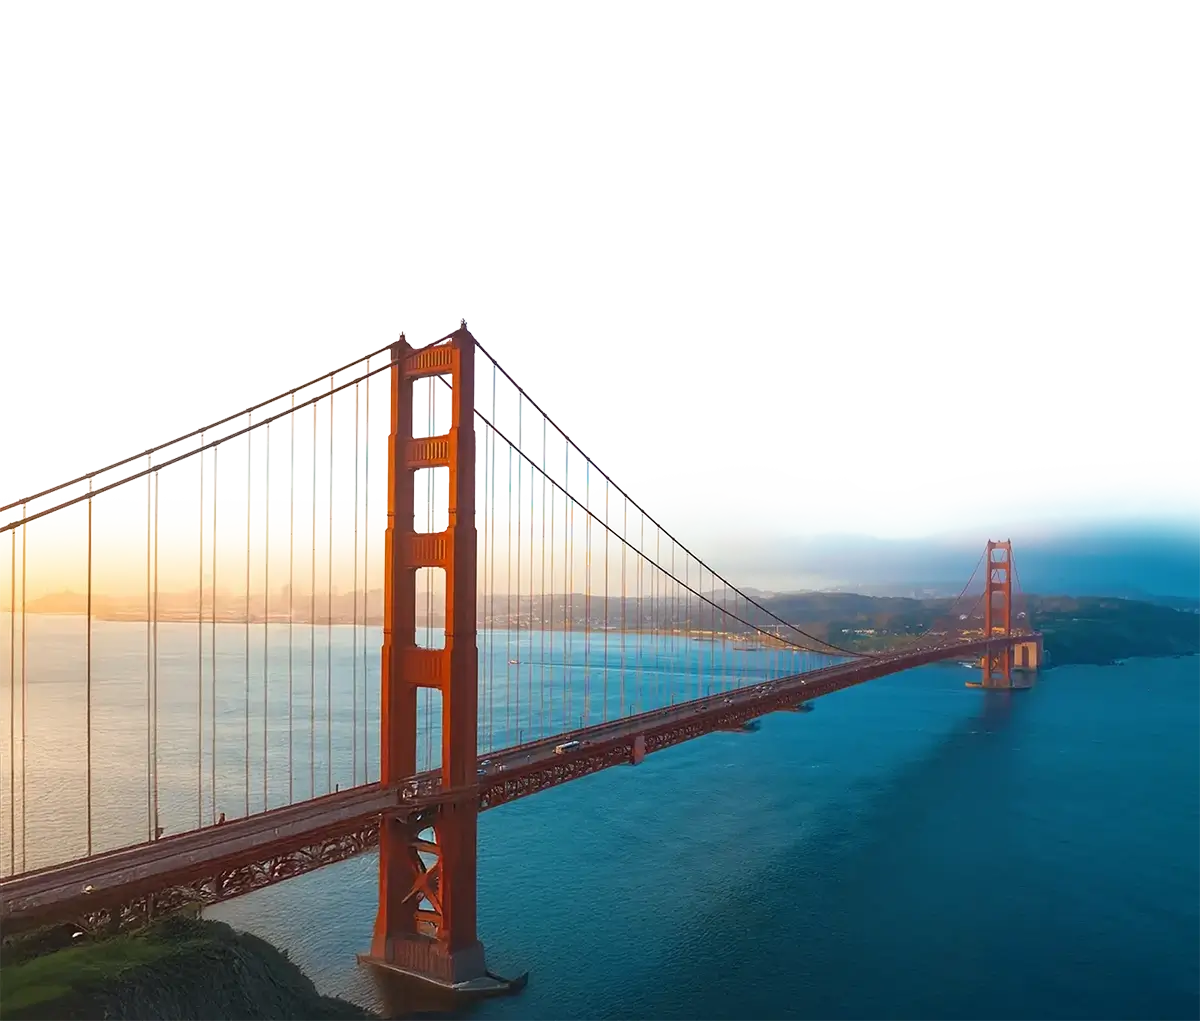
361 327 487 987
981 539 1014 687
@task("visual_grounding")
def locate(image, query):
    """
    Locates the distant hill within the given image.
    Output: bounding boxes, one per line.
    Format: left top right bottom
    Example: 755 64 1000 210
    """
11 585 1197 670
797 592 1200 668
1020 594 1199 667
1114 592 1200 612
708 585 790 602
608 588 1199 667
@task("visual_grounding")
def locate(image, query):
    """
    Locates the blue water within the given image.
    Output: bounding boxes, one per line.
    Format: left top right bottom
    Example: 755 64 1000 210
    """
208 654 1199 1020
0 617 829 870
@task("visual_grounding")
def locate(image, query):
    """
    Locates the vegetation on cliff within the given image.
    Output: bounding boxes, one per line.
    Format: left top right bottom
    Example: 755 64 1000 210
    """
1024 595 1200 667
0 916 373 1020
761 591 1200 667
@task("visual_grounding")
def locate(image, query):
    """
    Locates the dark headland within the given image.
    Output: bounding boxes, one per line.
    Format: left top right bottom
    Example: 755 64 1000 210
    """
0 916 374 1021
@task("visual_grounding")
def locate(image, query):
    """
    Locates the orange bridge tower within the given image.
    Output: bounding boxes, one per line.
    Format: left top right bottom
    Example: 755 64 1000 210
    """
976 538 1042 688
979 539 1046 691
361 325 486 988
981 539 1015 688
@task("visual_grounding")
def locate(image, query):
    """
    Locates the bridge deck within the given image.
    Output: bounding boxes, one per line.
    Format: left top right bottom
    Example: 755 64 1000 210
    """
0 636 1028 930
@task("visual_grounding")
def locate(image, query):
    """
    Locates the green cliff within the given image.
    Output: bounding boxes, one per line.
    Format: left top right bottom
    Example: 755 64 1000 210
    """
0 916 373 1021
761 592 1199 667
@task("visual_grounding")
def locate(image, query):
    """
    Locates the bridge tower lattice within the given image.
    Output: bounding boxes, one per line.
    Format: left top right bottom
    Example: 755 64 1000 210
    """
364 326 486 985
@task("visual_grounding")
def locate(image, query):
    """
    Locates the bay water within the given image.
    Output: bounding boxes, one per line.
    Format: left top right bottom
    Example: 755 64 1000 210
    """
1 617 1196 1019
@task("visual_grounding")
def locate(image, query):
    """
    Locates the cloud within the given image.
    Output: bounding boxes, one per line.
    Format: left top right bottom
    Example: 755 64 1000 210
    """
699 518 1200 599
624 458 1200 599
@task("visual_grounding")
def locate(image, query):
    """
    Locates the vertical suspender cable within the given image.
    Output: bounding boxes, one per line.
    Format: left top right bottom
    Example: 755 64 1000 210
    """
245 414 251 817
566 448 573 728
636 512 643 713
197 435 205 828
670 544 677 702
506 438 512 745
544 443 552 739
683 552 689 695
540 417 547 740
513 443 518 739
709 566 715 694
310 401 317 798
526 404 534 739
153 472 160 836
698 563 705 695
603 479 609 720
211 446 218 824
479 399 489 753
620 494 626 716
8 521 15 873
487 431 496 748
86 479 92 856
521 418 529 742
352 382 359 786
658 527 664 701
263 421 270 811
327 376 334 794
479 413 487 752
691 560 697 696
583 463 590 724
146 457 152 839
362 366 370 779
288 394 295 803
20 511 25 869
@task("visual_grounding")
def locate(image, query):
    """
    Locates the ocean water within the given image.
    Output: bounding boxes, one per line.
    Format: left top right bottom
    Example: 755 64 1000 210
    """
209 655 1198 1020
1 617 1196 1019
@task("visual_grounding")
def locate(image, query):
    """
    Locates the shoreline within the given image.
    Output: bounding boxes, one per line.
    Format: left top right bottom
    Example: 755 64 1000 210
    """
3 609 1195 670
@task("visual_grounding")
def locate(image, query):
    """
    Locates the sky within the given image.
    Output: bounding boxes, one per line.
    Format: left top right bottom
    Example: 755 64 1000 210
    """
624 458 1200 599
0 5 1195 607
4 326 1195 602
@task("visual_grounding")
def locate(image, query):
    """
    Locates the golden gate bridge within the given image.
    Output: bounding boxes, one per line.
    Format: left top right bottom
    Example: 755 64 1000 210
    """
0 324 1041 993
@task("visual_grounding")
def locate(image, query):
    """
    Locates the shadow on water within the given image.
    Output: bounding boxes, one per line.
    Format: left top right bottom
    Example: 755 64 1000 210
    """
366 971 464 1021
213 676 1041 1021
602 687 1059 1021
224 668 1196 1021
382 689 1031 1021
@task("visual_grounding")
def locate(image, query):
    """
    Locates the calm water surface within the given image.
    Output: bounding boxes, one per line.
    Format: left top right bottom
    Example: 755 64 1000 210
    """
219 655 1198 1020
1 617 1196 1019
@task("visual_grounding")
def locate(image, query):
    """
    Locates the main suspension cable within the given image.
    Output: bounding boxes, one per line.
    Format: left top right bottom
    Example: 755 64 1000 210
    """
0 340 412 518
477 410 864 657
468 340 867 659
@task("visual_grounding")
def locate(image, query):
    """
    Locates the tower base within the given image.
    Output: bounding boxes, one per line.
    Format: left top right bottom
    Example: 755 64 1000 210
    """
358 936 526 998
966 675 1035 690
